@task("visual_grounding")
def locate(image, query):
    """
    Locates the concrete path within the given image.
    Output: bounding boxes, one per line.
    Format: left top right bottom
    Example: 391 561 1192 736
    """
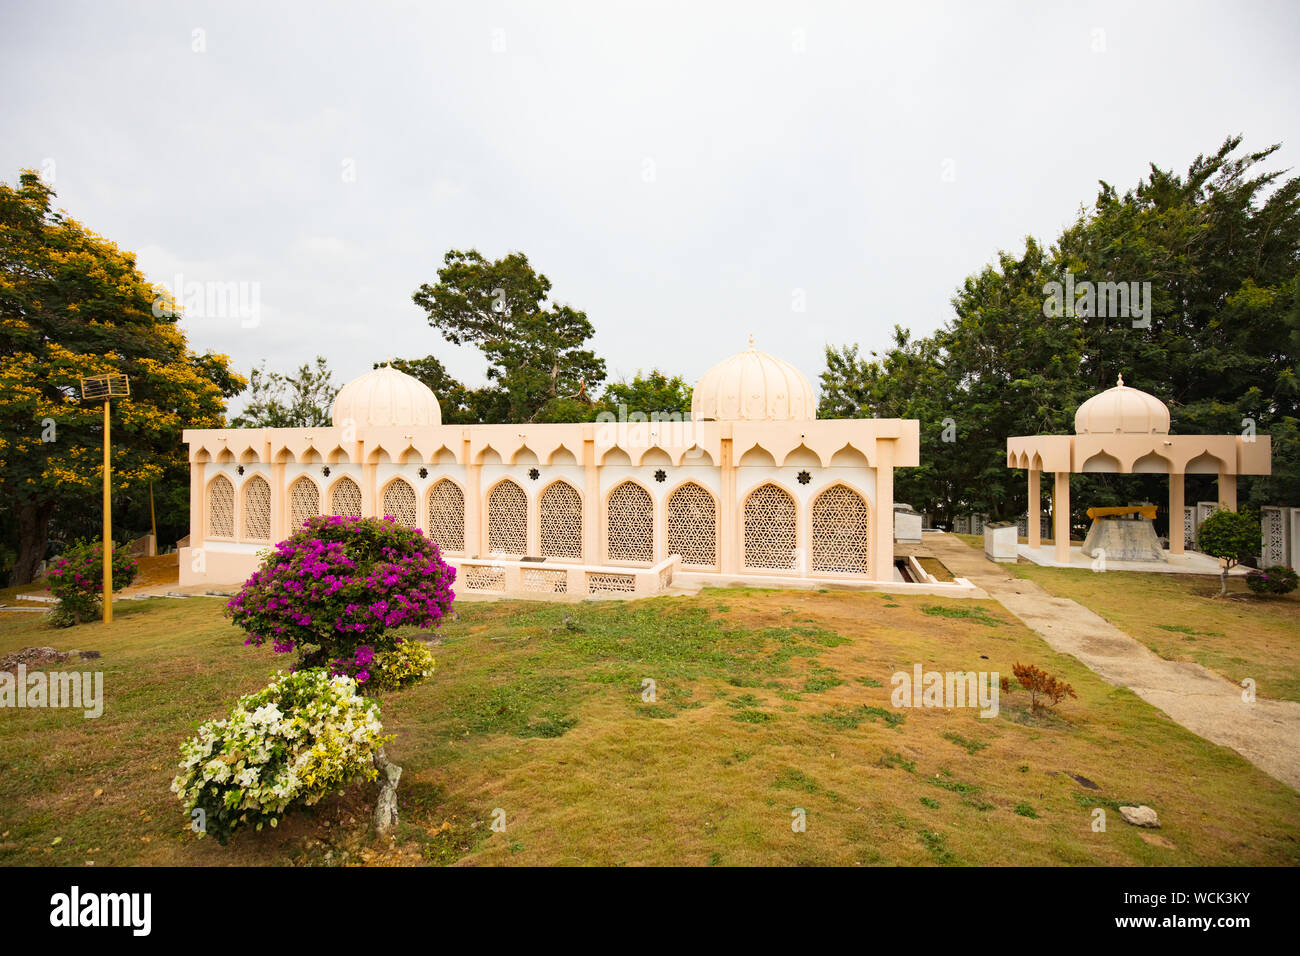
926 533 1300 792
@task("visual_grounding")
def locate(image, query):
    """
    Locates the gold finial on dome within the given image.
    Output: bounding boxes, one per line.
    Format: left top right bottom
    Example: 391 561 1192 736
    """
748 333 754 349
1117 373 1124 387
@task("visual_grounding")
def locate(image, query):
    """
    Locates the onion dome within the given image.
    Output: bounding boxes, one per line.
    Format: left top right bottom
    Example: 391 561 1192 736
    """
331 364 441 427
1074 375 1170 435
692 339 816 422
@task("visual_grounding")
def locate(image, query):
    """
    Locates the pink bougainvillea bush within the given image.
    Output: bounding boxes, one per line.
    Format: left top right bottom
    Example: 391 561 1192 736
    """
46 540 137 627
226 516 455 690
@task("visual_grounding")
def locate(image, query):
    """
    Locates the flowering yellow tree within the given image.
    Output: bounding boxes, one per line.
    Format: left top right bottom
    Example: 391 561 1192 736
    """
0 170 244 584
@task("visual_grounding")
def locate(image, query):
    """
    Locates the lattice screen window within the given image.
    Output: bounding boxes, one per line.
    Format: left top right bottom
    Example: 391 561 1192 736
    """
540 481 583 559
487 480 528 555
383 478 418 528
208 474 235 539
588 571 636 593
743 483 797 570
331 476 362 518
289 477 320 529
606 481 654 563
522 567 568 594
241 475 271 541
463 564 506 590
666 482 717 567
811 485 870 574
427 479 465 553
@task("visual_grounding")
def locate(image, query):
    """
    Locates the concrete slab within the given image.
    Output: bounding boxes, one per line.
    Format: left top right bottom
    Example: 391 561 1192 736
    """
1016 543 1248 575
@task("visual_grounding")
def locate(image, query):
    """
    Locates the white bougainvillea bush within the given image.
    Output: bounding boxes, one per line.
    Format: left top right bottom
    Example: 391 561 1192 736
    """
171 669 388 844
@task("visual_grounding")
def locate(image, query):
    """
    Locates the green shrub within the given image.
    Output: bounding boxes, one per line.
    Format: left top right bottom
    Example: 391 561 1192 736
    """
1246 565 1298 595
171 669 387 845
226 515 454 692
45 540 136 627
1197 508 1260 595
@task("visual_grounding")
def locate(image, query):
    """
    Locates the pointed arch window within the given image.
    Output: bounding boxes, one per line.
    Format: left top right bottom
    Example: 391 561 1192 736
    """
427 479 465 553
607 481 654 563
743 483 797 570
331 476 362 518
666 482 717 568
811 485 870 574
540 481 583 559
208 474 235 539
383 478 418 527
487 480 528 555
241 474 271 541
289 477 320 529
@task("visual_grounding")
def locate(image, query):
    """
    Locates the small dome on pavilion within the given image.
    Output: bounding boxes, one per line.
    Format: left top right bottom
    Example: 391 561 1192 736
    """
331 364 441 428
692 340 816 422
1074 375 1170 435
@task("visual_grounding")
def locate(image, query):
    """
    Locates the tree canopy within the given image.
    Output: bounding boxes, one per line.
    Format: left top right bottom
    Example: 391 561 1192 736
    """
0 170 243 583
412 249 606 423
229 356 337 428
820 137 1300 527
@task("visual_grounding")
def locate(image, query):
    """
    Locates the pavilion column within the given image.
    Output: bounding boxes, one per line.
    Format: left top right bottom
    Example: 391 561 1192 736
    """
582 426 599 563
719 432 738 574
1027 468 1041 550
874 439 896 582
1168 472 1185 555
465 432 482 556
1217 470 1237 512
1053 471 1071 565
362 458 378 517
190 459 205 544
271 456 287 541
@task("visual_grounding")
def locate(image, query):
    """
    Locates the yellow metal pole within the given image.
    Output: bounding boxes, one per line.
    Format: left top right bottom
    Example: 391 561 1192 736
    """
103 398 112 624
149 481 157 550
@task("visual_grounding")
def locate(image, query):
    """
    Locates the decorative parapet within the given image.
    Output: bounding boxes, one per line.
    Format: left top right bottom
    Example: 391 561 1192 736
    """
446 553 682 599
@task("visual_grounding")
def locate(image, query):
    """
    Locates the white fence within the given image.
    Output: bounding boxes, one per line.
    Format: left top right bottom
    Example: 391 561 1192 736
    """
447 554 681 598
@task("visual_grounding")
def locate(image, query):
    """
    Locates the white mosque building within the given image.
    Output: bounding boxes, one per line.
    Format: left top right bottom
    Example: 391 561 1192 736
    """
179 344 947 597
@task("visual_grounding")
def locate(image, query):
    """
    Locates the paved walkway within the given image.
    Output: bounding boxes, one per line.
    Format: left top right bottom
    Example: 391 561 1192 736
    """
925 533 1300 792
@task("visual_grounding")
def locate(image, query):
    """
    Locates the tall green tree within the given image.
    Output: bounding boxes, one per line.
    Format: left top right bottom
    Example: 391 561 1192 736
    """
600 369 694 418
1057 137 1300 507
821 137 1299 527
412 250 606 423
0 170 243 584
378 355 489 424
230 356 337 428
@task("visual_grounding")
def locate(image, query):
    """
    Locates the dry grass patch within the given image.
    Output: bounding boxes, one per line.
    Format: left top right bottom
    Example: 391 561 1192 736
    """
0 588 1296 866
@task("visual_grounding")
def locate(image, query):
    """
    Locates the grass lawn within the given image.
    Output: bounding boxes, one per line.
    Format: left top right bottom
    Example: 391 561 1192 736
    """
1 589 1297 866
1008 565 1300 703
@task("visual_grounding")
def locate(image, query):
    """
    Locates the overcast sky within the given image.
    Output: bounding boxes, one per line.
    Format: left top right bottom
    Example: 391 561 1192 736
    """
3 0 1298 411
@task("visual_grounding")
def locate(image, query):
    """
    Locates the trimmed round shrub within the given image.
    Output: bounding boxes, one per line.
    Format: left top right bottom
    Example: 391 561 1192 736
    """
171 669 386 844
1197 508 1261 595
372 637 437 692
225 515 455 689
1246 565 1298 595
45 540 136 627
